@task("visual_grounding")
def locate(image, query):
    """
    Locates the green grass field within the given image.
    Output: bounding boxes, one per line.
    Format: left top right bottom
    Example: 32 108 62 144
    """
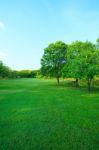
0 79 99 150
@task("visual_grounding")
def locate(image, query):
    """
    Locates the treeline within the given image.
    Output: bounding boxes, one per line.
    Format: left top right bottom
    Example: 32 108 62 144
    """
16 70 40 78
41 39 99 91
0 61 40 79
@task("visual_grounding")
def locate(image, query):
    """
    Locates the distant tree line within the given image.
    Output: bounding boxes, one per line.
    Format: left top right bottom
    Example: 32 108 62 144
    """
41 39 99 91
16 70 40 78
0 62 40 79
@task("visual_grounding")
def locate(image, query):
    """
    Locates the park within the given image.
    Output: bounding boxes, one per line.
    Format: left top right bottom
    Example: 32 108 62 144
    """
0 38 99 150
0 78 99 149
0 0 99 150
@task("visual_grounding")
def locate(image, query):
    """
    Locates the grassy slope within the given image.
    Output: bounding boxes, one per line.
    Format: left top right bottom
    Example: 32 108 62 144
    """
0 79 99 150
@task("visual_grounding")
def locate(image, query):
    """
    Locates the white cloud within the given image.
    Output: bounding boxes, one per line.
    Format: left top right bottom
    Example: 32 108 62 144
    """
0 21 5 30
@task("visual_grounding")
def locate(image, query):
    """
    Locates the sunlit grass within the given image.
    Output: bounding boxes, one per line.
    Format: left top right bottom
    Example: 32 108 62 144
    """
0 79 99 150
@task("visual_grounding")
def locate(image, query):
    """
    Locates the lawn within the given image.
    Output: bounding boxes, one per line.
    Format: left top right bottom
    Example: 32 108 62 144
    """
0 78 99 150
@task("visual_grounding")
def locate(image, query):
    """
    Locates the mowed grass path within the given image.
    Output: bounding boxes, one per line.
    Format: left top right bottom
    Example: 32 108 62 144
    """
0 79 99 150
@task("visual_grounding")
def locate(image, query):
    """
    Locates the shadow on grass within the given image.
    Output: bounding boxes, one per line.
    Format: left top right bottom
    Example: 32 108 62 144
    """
51 79 99 94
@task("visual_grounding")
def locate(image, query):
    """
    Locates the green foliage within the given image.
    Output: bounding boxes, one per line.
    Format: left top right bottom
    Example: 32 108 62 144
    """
0 39 99 91
0 61 11 78
17 70 32 78
62 41 99 90
80 41 99 91
9 70 18 79
41 39 99 90
31 70 41 78
67 41 84 78
41 41 67 84
17 69 40 78
0 61 40 79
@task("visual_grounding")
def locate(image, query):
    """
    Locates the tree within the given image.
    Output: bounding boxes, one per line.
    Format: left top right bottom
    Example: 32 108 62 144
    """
41 41 67 85
16 69 40 78
30 70 40 78
18 70 32 78
62 40 99 91
0 61 11 78
64 41 84 87
81 41 99 91
9 70 18 78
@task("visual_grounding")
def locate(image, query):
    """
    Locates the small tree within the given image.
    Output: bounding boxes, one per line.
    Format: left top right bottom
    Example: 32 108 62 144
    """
81 41 99 91
65 41 84 87
0 61 11 78
41 41 67 85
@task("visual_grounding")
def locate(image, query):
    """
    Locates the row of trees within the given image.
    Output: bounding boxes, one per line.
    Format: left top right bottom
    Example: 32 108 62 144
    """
0 61 40 79
16 70 40 78
41 40 99 91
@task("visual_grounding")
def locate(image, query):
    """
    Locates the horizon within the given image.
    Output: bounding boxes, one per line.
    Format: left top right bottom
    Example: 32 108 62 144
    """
0 0 99 70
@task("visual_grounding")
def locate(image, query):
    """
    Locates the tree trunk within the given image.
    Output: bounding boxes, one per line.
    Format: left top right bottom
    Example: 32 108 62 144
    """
75 78 79 87
57 77 60 85
87 79 91 92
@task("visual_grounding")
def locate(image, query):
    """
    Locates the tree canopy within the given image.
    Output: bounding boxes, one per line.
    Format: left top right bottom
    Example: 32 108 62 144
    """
41 41 67 85
41 39 99 91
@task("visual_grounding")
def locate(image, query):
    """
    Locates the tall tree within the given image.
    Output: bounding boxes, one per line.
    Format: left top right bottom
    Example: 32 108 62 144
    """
82 41 99 91
65 41 84 87
41 41 67 85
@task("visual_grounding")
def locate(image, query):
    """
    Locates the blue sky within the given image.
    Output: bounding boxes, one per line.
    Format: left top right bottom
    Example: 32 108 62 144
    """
0 0 99 70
